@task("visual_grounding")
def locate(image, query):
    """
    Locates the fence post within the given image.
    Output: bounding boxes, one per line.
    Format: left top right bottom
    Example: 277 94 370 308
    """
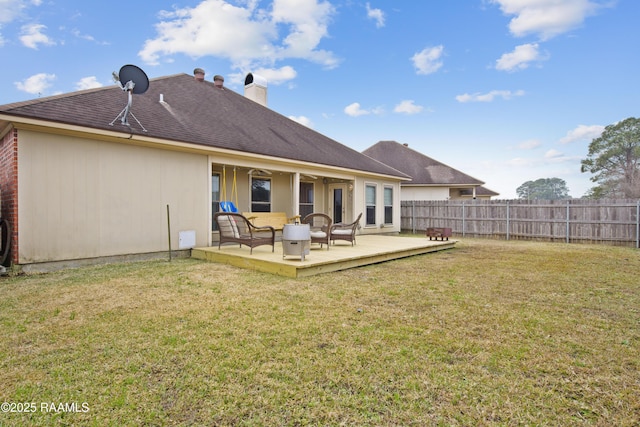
411 200 415 234
506 201 510 240
566 200 570 244
462 202 465 237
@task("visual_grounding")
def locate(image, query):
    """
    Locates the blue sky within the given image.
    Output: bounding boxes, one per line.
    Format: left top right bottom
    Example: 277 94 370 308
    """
1 0 638 198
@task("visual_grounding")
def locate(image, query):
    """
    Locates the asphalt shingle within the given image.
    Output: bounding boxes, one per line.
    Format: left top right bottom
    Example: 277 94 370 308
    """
0 73 407 178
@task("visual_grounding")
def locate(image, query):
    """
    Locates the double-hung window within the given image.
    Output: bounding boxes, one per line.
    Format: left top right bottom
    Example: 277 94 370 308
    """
251 178 271 212
384 186 393 224
365 184 376 226
299 182 314 219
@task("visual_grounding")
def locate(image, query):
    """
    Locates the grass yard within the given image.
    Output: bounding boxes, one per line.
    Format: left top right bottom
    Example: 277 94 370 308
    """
0 238 639 426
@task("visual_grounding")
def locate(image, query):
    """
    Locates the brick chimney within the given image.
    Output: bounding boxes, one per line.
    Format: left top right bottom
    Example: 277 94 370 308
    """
244 73 267 107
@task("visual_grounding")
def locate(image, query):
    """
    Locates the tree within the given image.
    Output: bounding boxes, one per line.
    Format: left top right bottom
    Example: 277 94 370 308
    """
581 117 640 199
516 178 570 200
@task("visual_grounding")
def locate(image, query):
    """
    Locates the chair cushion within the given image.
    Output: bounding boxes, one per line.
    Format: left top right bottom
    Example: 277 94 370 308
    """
310 231 327 238
332 229 352 236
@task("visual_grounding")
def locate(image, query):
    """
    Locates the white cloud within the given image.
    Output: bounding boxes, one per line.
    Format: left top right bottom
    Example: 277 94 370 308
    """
366 3 385 28
250 66 297 85
518 139 542 150
495 43 547 72
1 0 44 45
456 89 525 103
394 100 423 115
543 149 578 163
288 115 313 128
559 124 604 144
544 149 564 159
0 0 27 24
19 23 55 49
139 0 338 71
71 29 95 42
344 102 370 117
75 76 103 91
14 73 56 94
411 45 444 75
506 157 534 167
490 0 604 40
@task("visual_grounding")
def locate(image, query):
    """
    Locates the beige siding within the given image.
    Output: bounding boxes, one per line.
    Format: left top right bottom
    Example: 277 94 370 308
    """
401 186 450 201
354 177 402 234
18 131 209 263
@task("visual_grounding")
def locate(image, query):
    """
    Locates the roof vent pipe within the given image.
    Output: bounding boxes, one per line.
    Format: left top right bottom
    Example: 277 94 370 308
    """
244 73 268 107
194 68 205 81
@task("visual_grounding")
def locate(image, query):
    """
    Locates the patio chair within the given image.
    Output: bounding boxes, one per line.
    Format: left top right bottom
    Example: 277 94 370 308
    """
330 213 362 246
301 213 332 250
214 212 275 254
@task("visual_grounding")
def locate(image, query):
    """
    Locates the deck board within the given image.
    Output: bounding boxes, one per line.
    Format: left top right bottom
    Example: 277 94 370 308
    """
192 235 456 278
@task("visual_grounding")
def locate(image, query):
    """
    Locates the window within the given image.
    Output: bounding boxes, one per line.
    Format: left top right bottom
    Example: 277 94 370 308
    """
212 173 220 230
251 178 271 212
299 182 314 219
384 186 393 224
365 184 376 226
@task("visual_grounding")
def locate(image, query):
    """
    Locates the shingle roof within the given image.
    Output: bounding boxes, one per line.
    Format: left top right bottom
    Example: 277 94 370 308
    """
0 73 407 178
363 140 485 186
475 186 500 196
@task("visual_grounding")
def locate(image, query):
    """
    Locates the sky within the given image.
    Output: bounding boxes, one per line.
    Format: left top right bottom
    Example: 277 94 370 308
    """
1 0 638 199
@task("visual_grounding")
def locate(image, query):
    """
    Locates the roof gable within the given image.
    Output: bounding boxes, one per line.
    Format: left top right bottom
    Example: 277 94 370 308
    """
0 74 406 178
363 140 484 186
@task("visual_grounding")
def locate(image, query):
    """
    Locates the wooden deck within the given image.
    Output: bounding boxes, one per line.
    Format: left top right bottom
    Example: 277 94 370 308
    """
192 235 456 278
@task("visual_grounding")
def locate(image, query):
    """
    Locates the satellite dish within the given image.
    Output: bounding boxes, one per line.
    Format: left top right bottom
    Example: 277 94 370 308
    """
109 64 149 131
118 65 149 94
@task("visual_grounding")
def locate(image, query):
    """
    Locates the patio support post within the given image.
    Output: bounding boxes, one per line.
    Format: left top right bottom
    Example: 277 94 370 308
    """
293 172 300 219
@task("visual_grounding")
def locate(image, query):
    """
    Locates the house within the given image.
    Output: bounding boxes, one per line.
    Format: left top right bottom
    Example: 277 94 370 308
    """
363 140 498 200
0 69 409 271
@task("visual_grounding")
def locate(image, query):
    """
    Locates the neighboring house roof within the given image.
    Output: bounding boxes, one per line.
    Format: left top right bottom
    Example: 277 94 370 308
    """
0 73 408 179
474 186 500 197
363 140 484 186
458 186 500 197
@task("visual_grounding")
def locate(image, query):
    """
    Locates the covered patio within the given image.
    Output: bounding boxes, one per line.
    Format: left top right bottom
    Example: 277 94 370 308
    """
192 235 456 278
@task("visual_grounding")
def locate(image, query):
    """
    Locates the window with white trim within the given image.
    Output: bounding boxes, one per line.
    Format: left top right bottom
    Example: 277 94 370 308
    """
299 182 314 219
365 184 376 226
251 177 271 212
384 186 393 224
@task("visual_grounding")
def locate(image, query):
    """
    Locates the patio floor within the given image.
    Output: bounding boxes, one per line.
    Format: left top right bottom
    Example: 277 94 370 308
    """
192 235 456 278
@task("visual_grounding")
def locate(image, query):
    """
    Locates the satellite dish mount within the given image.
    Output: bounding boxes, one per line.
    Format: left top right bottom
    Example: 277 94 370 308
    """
109 64 149 132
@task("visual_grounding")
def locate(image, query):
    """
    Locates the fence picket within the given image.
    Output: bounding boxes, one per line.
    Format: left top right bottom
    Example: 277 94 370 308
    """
401 199 640 248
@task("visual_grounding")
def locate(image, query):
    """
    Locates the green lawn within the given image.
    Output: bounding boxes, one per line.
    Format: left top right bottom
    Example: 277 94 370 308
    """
1 238 638 426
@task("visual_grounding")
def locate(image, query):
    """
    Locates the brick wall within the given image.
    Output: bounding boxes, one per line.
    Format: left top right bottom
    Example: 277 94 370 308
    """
0 128 18 266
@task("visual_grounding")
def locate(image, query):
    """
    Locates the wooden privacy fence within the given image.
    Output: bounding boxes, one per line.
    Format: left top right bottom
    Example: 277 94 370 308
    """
401 199 640 248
